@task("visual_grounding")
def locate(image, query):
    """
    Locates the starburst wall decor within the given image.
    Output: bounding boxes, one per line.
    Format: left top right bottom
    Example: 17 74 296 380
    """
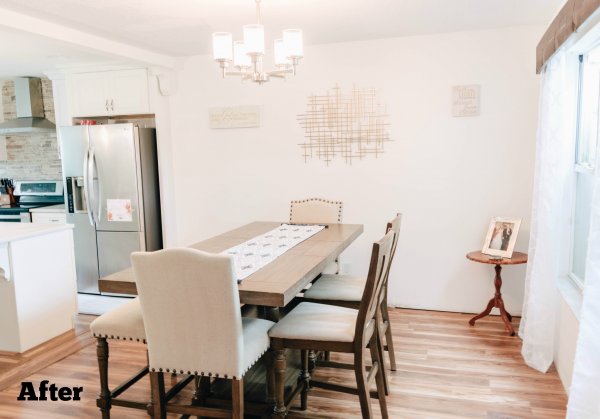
297 85 391 165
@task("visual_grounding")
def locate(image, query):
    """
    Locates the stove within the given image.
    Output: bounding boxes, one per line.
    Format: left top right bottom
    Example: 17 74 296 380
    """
0 180 64 222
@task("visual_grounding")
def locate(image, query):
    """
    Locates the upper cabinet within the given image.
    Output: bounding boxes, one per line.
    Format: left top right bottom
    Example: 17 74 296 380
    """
68 69 150 117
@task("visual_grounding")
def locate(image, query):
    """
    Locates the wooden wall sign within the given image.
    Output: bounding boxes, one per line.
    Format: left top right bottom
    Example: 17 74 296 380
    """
209 106 260 129
452 85 481 117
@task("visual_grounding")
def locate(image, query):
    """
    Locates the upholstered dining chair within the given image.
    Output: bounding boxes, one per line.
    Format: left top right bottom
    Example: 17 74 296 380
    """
302 213 402 393
268 230 394 419
131 248 275 419
90 298 148 418
290 197 343 274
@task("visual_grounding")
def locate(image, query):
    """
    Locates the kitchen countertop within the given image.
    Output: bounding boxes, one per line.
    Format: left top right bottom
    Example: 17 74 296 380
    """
29 204 65 213
0 223 73 244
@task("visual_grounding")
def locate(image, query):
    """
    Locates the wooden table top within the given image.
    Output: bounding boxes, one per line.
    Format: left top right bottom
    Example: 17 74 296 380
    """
466 251 528 265
99 221 364 307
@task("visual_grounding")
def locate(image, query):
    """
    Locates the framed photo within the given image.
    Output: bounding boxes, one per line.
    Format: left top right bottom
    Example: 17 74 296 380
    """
482 217 522 258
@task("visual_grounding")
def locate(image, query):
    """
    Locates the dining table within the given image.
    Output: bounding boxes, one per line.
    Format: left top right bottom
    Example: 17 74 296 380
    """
99 221 364 417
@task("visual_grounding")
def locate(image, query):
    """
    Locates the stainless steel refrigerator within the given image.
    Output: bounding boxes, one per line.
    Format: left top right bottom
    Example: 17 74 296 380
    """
59 124 162 293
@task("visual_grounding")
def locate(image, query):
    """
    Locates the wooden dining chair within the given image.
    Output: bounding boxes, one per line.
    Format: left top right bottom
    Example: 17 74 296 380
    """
90 298 148 418
290 197 343 274
268 230 394 419
131 248 275 419
302 213 402 393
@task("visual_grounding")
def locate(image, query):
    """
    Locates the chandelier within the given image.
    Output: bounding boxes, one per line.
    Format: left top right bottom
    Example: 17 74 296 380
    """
211 0 303 84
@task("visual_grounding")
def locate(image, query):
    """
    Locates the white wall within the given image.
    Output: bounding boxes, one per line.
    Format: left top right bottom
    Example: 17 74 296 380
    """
167 25 543 313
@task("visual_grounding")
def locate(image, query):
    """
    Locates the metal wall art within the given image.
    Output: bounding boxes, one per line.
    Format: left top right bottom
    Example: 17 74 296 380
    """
297 85 391 165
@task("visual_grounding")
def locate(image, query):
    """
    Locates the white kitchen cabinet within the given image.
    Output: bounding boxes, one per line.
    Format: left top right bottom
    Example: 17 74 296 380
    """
0 224 77 352
68 69 150 117
31 212 67 224
30 204 66 224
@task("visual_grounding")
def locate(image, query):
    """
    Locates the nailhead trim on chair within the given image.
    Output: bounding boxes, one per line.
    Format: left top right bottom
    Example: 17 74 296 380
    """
290 197 343 223
148 347 268 380
93 333 146 344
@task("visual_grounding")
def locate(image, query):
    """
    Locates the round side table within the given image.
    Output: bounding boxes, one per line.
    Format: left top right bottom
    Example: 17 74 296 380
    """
466 251 528 336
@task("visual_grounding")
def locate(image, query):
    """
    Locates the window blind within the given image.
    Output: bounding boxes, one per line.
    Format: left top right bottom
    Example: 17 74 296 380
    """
537 0 600 73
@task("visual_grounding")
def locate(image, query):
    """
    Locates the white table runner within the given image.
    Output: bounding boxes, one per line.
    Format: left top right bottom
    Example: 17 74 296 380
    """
223 224 325 283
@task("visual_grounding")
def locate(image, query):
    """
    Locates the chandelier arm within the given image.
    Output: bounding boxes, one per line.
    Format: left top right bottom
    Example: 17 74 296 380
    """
266 69 293 78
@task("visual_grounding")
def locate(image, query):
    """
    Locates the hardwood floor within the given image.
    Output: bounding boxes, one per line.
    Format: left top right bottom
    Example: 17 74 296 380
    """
0 309 567 418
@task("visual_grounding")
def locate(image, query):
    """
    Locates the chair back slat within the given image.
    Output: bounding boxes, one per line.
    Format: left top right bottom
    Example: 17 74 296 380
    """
290 198 343 224
379 213 402 302
354 231 395 347
132 248 245 378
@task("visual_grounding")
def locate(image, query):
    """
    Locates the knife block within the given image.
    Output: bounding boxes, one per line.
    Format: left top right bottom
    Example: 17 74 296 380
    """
5 187 17 205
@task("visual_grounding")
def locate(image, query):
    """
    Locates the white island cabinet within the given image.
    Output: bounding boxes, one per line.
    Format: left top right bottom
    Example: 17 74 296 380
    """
0 224 77 352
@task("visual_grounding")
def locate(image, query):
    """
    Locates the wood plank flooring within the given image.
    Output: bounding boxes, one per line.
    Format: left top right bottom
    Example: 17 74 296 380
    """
0 309 567 418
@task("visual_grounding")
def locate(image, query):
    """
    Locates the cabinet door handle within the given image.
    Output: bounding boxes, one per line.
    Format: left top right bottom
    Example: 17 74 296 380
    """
105 99 109 112
110 99 114 111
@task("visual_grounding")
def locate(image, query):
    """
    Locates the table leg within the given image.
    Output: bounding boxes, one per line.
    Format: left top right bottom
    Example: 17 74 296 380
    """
469 265 515 336
469 297 495 326
273 349 287 418
497 299 515 336
264 307 281 322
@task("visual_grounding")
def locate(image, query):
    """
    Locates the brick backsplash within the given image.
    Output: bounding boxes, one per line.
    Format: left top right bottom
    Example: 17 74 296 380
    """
0 78 62 181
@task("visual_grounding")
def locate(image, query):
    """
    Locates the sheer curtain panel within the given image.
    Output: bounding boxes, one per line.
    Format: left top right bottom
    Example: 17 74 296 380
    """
520 50 576 372
567 151 600 418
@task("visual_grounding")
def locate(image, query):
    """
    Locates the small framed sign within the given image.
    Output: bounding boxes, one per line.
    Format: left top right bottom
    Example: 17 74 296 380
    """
482 217 522 258
452 85 480 117
209 106 260 129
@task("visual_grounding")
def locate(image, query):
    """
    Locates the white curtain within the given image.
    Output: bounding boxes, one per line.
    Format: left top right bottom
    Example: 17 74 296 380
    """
567 142 600 417
520 50 576 372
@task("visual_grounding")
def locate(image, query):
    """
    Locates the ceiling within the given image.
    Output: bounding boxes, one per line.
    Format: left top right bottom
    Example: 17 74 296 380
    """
0 26 116 78
0 0 565 57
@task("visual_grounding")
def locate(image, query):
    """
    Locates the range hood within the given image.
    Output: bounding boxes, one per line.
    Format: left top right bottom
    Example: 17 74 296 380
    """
0 77 56 134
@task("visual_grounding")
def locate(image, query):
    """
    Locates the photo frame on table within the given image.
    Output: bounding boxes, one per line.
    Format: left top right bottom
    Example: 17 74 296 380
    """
482 217 522 258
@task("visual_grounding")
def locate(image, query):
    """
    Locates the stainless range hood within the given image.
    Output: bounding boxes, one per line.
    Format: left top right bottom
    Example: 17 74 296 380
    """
0 77 56 134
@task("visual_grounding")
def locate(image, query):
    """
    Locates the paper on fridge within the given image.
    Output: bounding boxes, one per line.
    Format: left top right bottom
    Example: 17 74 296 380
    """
106 199 133 222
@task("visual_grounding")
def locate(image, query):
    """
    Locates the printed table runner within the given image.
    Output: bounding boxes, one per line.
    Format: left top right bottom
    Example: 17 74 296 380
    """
223 224 325 283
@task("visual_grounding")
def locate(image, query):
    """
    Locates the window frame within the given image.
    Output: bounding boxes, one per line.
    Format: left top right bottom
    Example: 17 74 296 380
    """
568 52 600 291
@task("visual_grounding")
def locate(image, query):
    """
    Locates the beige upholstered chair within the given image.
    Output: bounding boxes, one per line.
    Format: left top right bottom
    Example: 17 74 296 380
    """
290 197 343 274
302 213 402 393
289 197 343 225
90 298 148 418
268 231 394 419
131 248 274 419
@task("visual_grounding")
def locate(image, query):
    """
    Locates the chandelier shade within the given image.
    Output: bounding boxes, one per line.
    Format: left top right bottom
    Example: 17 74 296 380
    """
283 29 303 58
274 39 290 66
233 41 252 68
243 24 265 55
212 32 233 61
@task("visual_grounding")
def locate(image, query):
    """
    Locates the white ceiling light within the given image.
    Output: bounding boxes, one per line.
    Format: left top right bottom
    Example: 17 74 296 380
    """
211 0 303 84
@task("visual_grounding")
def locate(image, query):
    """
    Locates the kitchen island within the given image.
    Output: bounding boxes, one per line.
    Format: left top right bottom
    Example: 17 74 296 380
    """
0 224 77 352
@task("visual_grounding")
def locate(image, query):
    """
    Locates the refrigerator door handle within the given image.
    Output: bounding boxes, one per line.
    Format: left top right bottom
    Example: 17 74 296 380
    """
88 147 99 225
94 151 102 223
82 149 94 227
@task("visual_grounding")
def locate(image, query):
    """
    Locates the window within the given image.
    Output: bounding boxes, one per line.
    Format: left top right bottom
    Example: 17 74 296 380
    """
570 52 600 288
